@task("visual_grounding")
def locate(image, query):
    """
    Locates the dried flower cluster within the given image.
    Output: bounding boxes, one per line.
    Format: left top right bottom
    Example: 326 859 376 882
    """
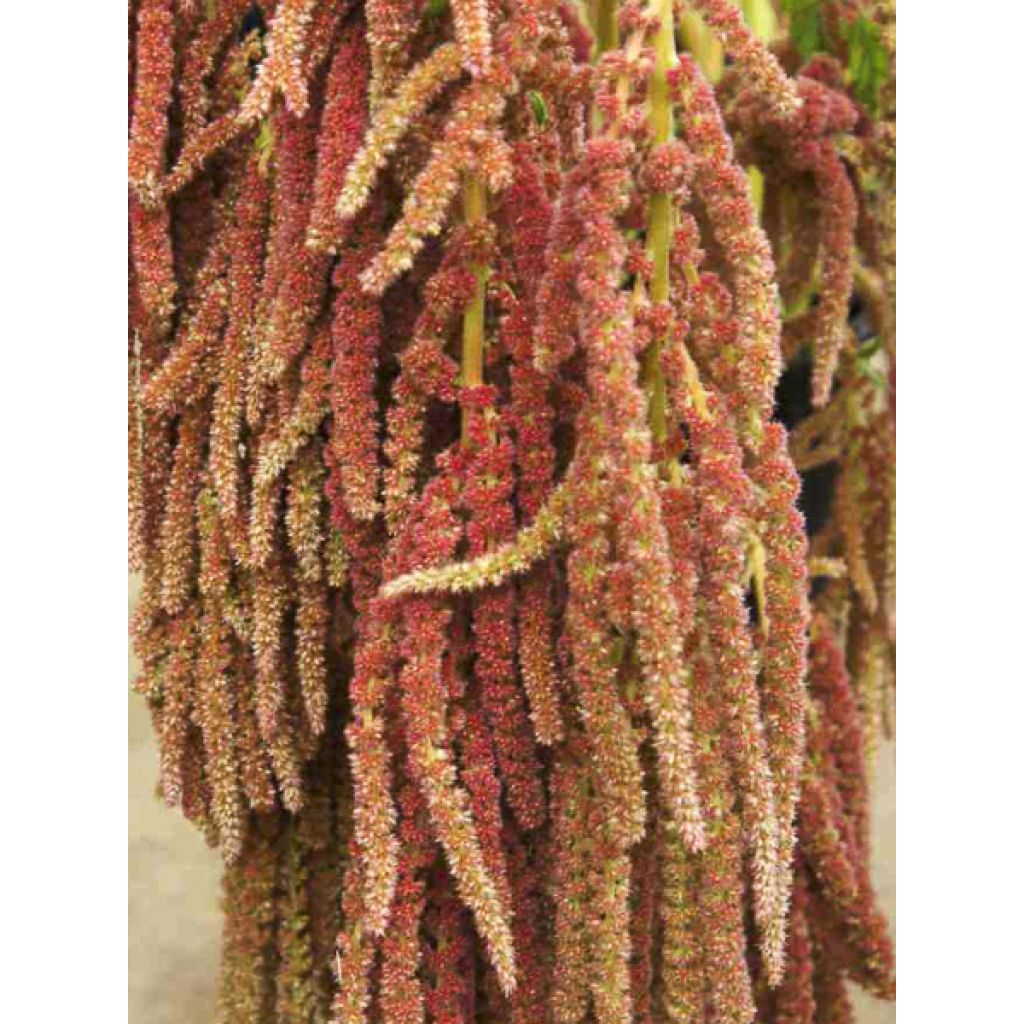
129 1 895 1022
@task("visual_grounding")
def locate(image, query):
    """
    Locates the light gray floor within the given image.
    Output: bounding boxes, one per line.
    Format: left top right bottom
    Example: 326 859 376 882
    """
128 577 895 1023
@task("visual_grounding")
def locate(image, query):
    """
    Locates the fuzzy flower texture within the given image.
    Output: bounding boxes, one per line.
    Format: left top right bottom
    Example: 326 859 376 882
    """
128 1 896 1022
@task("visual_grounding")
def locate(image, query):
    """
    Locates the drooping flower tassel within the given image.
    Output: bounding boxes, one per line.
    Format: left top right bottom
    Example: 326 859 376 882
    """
328 208 384 522
751 422 811 933
360 80 512 295
155 0 332 206
655 804 704 1024
687 0 800 119
563 414 647 851
235 664 279 813
195 600 245 861
251 554 289 742
302 739 348 1021
573 129 705 853
501 155 565 745
378 774 433 1024
464 417 547 831
690 648 757 1024
809 614 870 850
799 707 896 1000
128 0 175 205
155 609 198 808
211 149 271 560
458 703 514 916
688 399 783 983
275 817 319 1024
334 42 465 221
585 783 635 1024
503 823 550 1024
670 55 783 441
294 573 329 739
364 0 425 107
772 871 817 1024
307 14 372 253
216 816 282 1024
344 604 401 938
240 0 318 121
531 177 583 376
400 588 517 992
549 740 593 1024
452 0 493 77
397 472 517 993
128 0 177 484
808 914 855 1024
331 841 381 1024
177 0 253 138
382 247 469 533
424 871 474 1024
159 404 209 614
263 102 334 382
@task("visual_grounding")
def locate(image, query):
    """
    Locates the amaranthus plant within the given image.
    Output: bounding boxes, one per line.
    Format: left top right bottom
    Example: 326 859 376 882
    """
128 0 895 1021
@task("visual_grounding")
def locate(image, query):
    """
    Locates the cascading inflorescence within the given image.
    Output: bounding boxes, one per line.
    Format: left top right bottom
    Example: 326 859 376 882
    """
128 1 896 1021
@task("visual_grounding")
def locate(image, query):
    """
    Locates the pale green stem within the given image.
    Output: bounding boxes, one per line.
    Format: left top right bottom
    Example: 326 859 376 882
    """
646 0 709 435
461 175 487 445
643 0 677 454
593 0 620 56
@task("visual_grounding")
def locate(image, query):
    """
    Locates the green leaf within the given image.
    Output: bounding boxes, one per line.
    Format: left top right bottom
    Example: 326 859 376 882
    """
782 0 823 61
845 15 889 116
527 90 549 128
425 0 449 18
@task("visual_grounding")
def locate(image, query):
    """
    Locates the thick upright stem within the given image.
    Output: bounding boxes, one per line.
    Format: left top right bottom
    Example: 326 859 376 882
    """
461 174 487 445
591 0 621 135
646 0 709 437
649 0 675 146
593 0 620 56
643 0 677 450
678 11 724 81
